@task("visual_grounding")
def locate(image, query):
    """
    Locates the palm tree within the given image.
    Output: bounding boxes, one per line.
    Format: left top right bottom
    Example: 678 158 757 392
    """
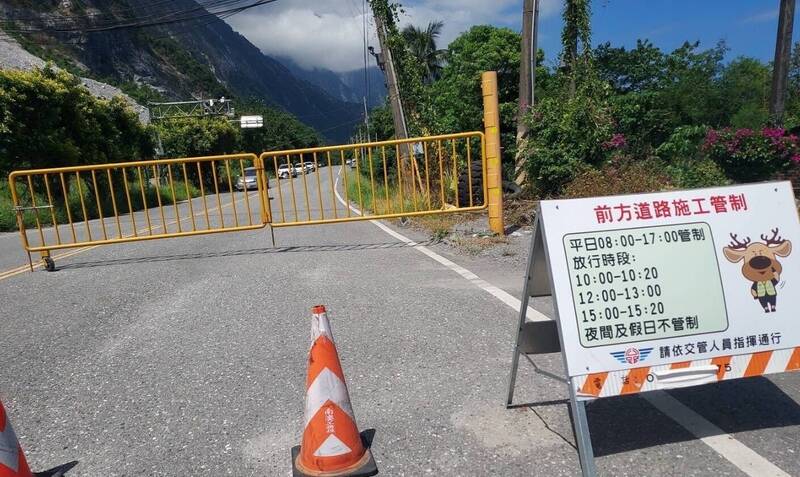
401 20 446 84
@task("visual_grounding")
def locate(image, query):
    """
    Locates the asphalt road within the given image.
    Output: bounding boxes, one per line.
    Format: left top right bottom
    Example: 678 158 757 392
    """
1 165 799 476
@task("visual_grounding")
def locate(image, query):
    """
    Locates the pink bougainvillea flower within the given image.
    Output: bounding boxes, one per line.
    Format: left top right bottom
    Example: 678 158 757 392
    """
762 127 785 139
602 133 627 150
704 129 719 146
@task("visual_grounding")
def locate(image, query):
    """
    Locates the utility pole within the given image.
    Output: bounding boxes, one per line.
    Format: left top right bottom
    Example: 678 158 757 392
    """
363 96 370 142
770 0 796 124
514 0 535 186
371 3 409 163
531 0 540 108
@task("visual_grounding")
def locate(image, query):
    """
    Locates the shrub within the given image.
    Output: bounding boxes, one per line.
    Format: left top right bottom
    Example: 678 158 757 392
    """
563 156 672 198
0 176 201 233
523 79 616 195
651 126 731 189
701 127 800 182
665 158 730 189
655 125 707 162
0 66 155 175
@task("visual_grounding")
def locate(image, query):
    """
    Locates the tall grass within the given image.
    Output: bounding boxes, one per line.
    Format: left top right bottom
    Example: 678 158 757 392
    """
0 177 200 233
344 167 459 216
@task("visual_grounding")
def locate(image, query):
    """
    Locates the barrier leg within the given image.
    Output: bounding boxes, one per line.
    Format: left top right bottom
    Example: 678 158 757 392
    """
568 381 597 477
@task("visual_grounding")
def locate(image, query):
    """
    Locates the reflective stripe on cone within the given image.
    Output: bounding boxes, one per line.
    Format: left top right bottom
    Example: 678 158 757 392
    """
293 305 376 477
0 401 33 477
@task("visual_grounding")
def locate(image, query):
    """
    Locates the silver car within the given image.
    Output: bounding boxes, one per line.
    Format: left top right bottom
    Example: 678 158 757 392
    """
236 167 259 191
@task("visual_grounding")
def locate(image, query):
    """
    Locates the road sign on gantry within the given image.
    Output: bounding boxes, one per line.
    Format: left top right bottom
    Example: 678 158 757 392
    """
506 181 800 477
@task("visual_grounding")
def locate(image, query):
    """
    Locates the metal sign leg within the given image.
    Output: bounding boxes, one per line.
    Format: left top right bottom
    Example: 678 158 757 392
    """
506 215 539 408
506 291 529 407
568 381 597 477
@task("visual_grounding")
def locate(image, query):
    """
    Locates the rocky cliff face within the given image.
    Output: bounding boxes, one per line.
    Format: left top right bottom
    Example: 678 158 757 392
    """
0 0 362 142
0 30 150 122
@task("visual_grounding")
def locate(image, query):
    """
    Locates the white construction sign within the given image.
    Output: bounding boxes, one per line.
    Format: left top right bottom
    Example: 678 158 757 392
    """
506 181 800 476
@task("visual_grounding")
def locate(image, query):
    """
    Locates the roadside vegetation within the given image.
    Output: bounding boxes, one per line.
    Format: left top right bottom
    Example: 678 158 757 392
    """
363 0 800 229
0 66 322 232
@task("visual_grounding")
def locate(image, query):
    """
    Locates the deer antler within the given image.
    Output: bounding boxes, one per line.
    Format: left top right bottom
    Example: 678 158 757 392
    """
761 228 785 246
728 233 751 250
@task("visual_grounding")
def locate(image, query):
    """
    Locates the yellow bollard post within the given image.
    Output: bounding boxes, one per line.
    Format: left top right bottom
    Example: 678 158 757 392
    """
482 71 505 236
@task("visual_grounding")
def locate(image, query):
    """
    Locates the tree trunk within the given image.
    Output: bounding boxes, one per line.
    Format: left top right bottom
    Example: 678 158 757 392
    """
770 0 796 124
514 0 534 186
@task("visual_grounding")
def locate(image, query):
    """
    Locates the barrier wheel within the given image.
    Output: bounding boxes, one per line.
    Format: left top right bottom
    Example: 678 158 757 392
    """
43 256 55 272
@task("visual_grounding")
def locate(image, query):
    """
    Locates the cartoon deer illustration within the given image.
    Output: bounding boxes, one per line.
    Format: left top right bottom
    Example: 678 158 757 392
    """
723 229 792 313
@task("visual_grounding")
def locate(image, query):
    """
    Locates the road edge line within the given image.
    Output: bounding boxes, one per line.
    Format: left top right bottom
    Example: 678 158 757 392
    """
332 168 549 321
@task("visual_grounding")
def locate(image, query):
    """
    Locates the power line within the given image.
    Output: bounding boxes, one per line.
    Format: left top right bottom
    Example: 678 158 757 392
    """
0 0 280 34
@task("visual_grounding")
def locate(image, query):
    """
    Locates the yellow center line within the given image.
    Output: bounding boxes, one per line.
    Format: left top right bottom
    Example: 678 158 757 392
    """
0 190 261 282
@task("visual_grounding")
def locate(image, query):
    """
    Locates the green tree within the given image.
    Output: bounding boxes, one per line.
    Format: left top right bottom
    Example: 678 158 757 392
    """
659 41 727 126
523 77 615 195
157 117 238 159
426 25 523 170
401 21 446 84
595 39 666 93
718 57 770 128
0 65 154 175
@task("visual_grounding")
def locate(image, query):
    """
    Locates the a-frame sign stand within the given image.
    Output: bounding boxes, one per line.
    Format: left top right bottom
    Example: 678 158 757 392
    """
506 212 598 477
506 182 800 477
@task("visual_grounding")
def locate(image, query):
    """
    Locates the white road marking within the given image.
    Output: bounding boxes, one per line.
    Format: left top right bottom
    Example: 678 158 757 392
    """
333 167 790 477
644 391 791 477
332 168 549 322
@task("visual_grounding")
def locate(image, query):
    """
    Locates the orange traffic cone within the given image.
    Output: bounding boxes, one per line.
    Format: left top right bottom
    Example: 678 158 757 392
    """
0 399 33 477
292 305 378 477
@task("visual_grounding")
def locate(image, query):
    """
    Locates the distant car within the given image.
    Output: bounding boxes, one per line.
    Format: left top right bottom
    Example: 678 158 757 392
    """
295 162 313 174
346 158 356 168
236 167 259 191
303 161 316 172
277 164 297 179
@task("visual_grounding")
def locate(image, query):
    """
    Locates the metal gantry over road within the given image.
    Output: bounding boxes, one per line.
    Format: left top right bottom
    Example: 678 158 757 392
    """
9 73 505 271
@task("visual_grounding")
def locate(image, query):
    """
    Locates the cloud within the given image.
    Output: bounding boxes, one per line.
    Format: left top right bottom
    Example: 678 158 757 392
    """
225 1 376 72
399 0 561 47
741 8 778 24
225 0 561 73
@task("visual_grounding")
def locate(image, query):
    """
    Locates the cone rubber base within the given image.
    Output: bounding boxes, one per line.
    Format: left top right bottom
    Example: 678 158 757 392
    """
291 431 378 477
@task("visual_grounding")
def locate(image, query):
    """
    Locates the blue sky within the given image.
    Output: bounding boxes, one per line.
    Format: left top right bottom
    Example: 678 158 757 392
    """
228 0 796 72
532 0 792 66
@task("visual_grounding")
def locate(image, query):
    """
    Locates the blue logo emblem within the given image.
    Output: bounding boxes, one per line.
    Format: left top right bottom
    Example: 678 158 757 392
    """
610 347 653 364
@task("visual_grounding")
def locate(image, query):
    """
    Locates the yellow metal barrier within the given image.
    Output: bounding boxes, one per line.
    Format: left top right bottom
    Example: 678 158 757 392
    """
9 153 267 270
9 133 487 271
261 132 487 227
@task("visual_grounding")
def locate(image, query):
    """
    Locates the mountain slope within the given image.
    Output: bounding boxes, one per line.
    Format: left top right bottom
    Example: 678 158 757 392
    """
279 57 387 109
0 30 150 122
0 0 362 142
